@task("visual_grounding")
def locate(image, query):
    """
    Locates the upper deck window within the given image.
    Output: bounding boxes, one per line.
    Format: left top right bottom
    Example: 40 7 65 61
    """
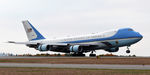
128 29 133 31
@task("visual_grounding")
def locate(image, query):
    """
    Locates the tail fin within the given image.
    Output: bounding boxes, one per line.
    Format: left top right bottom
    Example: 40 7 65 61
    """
22 20 46 41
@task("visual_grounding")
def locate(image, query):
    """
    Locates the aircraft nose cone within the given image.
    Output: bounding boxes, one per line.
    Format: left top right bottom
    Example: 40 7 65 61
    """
137 32 143 40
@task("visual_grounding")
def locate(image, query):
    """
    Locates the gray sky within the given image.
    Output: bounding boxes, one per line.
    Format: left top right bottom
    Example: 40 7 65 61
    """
0 0 149 56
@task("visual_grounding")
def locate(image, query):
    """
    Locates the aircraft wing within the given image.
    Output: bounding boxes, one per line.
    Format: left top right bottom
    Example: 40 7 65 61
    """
8 41 97 46
8 41 37 45
8 41 99 53
8 41 68 46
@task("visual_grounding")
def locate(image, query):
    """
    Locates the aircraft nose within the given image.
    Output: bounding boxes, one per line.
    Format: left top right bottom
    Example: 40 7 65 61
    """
136 32 143 39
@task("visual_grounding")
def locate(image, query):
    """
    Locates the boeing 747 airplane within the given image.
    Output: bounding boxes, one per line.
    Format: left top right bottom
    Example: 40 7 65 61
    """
9 20 143 56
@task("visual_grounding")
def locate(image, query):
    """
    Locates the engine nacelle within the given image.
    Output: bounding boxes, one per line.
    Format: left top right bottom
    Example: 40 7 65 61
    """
105 47 119 52
69 45 82 52
37 44 49 51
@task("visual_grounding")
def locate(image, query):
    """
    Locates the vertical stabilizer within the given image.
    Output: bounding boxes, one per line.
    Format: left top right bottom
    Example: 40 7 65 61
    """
22 20 45 41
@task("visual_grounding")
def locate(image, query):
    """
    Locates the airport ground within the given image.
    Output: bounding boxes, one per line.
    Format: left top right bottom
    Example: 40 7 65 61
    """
0 67 150 75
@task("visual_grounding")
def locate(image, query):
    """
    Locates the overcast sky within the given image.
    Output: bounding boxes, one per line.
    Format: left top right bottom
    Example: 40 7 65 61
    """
0 0 149 56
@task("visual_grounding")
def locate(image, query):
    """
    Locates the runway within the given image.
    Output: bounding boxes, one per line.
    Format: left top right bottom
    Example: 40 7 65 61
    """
0 63 150 69
0 56 150 70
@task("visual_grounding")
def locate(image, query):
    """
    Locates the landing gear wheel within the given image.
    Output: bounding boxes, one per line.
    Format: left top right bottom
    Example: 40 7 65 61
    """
79 54 85 56
126 50 130 53
89 50 96 57
126 46 130 53
89 54 96 57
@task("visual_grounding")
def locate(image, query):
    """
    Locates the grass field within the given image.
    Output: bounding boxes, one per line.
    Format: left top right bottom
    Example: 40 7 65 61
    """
0 67 149 75
0 57 150 65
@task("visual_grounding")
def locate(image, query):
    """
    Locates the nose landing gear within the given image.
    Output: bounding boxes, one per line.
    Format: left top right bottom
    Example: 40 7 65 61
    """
126 46 130 53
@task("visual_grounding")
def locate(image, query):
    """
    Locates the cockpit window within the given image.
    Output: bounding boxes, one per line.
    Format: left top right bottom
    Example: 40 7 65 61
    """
128 29 133 31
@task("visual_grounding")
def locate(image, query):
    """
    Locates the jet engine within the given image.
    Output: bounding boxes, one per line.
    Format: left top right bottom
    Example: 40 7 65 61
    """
105 47 119 52
69 45 82 52
37 44 52 51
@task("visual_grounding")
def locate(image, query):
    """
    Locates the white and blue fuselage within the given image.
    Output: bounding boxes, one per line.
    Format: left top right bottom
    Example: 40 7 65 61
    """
39 28 143 52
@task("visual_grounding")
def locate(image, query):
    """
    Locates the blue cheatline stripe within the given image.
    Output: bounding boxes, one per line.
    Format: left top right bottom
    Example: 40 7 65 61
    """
28 21 46 41
61 28 142 44
61 37 139 44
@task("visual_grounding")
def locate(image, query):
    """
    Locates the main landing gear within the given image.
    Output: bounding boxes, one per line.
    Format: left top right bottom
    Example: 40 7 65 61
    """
126 46 130 53
89 50 96 57
72 52 85 56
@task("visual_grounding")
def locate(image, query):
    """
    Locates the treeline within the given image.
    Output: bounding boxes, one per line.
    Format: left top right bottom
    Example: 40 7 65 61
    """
17 53 72 56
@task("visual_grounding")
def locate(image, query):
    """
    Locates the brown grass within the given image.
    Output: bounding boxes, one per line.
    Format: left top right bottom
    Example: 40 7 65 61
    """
0 57 150 65
0 67 150 75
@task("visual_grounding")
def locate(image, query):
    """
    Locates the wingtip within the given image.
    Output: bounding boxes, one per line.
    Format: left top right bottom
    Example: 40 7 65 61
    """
8 41 15 43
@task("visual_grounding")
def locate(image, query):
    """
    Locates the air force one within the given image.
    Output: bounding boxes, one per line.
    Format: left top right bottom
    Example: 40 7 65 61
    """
9 20 143 56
